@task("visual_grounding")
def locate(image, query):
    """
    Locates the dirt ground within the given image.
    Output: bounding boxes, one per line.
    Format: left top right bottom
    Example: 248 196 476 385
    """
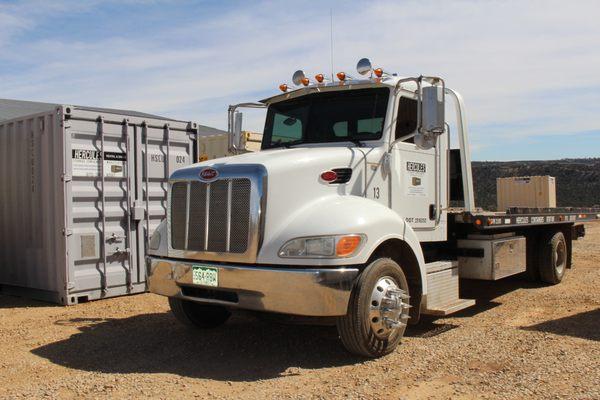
1 224 599 400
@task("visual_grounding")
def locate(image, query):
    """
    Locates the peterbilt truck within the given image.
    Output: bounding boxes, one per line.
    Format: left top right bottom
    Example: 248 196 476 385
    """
146 58 598 358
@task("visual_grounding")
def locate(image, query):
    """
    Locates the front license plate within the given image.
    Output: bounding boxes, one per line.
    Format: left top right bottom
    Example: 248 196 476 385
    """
192 265 218 287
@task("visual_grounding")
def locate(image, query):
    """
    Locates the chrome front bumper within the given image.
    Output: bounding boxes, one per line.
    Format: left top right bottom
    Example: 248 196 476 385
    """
147 257 360 316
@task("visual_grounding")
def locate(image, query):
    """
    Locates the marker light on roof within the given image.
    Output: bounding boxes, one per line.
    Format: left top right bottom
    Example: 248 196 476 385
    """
315 74 325 83
336 72 346 81
279 84 288 92
374 68 383 78
301 77 310 86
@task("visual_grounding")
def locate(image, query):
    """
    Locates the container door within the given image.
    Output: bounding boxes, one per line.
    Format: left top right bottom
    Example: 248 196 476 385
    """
65 117 194 302
134 123 195 282
66 117 138 301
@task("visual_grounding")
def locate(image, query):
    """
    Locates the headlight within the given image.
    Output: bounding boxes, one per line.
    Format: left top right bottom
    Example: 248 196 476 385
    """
149 231 161 250
279 234 365 258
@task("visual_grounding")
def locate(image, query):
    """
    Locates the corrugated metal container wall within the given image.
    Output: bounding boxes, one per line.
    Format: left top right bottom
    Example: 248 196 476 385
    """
497 176 557 211
0 102 199 304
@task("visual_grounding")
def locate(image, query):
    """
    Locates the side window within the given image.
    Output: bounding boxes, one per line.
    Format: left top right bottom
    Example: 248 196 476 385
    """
271 113 303 143
395 97 418 141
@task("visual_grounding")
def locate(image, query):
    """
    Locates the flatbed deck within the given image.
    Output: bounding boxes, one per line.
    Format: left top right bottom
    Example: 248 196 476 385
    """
451 207 600 231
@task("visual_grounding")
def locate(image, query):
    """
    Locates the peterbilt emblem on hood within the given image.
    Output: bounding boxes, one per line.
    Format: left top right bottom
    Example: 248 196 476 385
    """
199 167 219 181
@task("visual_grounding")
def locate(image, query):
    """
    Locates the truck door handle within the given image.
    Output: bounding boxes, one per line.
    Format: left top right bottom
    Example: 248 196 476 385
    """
429 204 436 220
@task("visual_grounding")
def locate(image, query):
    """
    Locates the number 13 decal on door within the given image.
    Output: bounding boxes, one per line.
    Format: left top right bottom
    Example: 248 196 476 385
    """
373 187 380 199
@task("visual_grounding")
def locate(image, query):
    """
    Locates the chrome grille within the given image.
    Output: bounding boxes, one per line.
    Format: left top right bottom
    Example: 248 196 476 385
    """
170 183 188 249
170 178 252 254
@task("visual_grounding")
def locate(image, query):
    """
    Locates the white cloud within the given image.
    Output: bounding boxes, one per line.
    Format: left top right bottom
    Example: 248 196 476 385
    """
0 0 598 159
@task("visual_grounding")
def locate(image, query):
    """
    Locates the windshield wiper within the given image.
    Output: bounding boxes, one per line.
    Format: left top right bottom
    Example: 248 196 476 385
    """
349 138 364 147
266 139 304 149
282 140 304 148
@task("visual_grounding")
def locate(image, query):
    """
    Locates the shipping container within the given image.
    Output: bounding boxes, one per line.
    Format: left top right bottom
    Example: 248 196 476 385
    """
496 175 556 211
0 99 225 305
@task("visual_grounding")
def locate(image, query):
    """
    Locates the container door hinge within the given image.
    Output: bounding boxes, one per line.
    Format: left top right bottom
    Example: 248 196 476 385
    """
62 228 73 236
61 174 72 182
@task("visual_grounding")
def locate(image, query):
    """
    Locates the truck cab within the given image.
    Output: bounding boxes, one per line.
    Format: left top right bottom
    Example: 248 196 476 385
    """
146 58 588 357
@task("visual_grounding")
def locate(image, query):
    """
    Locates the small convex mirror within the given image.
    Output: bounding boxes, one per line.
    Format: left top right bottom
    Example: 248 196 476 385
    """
356 58 372 75
292 70 306 86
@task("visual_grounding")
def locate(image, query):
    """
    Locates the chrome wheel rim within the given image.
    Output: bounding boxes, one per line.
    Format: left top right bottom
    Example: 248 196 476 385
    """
369 276 410 338
555 240 566 276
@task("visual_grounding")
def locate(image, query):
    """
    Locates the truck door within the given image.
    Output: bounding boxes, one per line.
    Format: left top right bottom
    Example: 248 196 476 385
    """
389 97 446 238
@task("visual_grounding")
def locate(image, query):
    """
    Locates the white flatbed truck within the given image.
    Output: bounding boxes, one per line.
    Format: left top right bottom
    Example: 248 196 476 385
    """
146 58 599 357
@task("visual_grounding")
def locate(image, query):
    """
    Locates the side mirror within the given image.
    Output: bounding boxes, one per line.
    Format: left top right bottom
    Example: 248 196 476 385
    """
232 111 244 149
415 85 445 149
421 85 445 134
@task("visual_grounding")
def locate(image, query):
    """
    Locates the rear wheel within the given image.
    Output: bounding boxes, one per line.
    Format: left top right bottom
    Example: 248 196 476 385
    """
337 258 410 358
538 231 568 285
169 297 231 328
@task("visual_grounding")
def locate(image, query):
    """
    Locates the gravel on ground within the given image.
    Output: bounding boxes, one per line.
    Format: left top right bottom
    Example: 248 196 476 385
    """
0 223 599 399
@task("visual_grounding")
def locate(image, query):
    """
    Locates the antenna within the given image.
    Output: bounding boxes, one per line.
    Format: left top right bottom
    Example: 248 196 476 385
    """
330 9 334 81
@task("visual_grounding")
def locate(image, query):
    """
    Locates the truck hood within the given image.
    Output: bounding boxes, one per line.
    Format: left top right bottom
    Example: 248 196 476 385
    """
203 146 364 171
186 146 373 196
174 145 381 260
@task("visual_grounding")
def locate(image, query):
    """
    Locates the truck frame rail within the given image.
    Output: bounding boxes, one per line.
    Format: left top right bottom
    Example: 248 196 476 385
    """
452 207 600 231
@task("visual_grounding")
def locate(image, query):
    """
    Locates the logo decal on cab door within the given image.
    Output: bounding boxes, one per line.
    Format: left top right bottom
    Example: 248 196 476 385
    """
199 167 219 181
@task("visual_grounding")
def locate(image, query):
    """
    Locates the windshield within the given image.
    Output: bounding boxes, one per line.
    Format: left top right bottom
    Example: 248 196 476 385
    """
261 88 389 149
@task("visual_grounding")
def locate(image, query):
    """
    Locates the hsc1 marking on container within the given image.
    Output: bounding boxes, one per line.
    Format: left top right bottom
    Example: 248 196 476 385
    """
72 149 126 178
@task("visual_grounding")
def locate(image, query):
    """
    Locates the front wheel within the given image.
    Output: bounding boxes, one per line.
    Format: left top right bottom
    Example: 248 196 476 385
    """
337 258 410 358
169 297 231 329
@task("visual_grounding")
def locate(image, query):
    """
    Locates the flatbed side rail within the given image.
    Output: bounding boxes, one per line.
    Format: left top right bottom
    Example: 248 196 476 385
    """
453 208 600 230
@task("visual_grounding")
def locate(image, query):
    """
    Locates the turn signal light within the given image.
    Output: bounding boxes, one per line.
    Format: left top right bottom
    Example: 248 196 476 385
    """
320 170 338 182
336 235 362 257
336 72 346 81
315 73 325 83
279 84 288 92
301 77 310 86
374 68 383 78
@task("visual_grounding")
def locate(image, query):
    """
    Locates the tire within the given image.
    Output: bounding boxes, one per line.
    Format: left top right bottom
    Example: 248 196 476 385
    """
169 297 231 329
523 234 540 281
538 231 568 285
337 258 410 358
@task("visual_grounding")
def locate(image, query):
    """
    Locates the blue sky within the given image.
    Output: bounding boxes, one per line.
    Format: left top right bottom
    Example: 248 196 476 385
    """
1 0 599 161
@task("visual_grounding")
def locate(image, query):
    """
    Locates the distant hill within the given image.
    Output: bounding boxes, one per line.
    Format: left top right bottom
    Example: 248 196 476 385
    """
472 158 600 210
